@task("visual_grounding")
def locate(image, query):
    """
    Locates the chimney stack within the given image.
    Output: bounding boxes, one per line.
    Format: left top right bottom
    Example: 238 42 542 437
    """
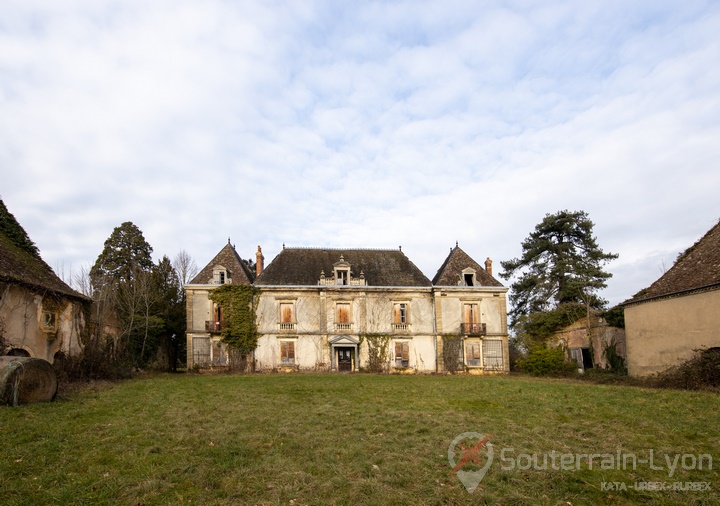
256 246 264 278
485 257 493 277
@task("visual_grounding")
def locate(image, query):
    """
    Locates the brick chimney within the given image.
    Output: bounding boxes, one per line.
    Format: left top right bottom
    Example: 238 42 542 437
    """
485 257 493 277
256 246 264 278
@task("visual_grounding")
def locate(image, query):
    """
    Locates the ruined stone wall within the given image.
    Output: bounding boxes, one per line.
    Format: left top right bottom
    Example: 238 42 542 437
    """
0 282 86 362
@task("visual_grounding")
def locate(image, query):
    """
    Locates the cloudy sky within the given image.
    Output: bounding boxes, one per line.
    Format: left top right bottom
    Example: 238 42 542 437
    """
2 0 719 307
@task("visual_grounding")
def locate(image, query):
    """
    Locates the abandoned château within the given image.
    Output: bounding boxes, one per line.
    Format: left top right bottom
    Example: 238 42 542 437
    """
185 242 509 373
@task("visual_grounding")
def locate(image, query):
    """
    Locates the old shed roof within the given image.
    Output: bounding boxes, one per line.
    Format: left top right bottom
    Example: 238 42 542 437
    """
254 247 432 287
624 219 720 305
0 230 89 301
432 245 504 287
190 241 255 285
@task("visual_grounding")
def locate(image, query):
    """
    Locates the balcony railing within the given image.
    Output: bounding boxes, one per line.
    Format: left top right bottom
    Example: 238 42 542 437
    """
335 322 353 331
205 321 223 333
319 278 366 286
392 323 410 331
461 322 487 335
278 322 297 331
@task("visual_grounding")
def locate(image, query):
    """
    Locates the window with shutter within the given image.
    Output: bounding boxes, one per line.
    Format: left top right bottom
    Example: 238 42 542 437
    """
336 303 351 330
394 341 409 368
463 303 481 334
279 302 296 330
393 302 410 330
465 342 481 366
280 341 295 365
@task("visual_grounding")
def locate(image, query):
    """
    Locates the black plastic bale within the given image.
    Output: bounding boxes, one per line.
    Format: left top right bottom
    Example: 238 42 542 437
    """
0 356 58 406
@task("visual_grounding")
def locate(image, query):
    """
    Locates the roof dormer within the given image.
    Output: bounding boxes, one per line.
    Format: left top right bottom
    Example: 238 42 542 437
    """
212 265 229 285
333 255 351 286
461 267 477 287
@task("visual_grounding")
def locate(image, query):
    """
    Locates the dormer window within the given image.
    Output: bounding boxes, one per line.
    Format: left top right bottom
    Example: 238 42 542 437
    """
461 268 477 287
319 254 366 286
42 311 57 333
333 255 351 286
213 266 228 285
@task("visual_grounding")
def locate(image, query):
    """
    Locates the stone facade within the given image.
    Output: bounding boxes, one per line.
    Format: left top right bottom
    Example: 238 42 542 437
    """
185 243 509 373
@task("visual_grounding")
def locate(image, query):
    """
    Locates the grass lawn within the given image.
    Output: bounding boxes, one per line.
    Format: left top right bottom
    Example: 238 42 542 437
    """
1 373 718 505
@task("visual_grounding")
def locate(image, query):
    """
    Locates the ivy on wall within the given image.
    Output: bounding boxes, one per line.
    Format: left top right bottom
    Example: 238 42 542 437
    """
360 333 391 373
442 333 464 373
209 284 261 357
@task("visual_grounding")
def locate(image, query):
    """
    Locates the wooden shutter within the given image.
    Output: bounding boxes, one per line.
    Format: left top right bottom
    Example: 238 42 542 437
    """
281 303 293 323
402 342 409 361
337 304 350 323
393 304 401 324
281 341 295 363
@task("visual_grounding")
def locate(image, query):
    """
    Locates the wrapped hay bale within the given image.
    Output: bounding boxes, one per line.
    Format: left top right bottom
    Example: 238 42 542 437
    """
0 356 58 406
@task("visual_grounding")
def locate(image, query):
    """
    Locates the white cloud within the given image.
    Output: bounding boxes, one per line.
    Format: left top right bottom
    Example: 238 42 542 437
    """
1 0 719 308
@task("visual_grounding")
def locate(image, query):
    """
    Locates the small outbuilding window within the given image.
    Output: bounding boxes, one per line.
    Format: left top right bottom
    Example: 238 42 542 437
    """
42 311 57 332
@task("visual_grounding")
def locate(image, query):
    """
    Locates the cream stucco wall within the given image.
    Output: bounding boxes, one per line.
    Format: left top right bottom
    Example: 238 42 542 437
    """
185 283 509 374
625 289 720 377
256 287 437 372
434 288 509 373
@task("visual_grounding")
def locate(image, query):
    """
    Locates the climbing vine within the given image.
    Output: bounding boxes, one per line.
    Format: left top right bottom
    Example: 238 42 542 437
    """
209 284 261 359
442 333 464 373
360 333 391 373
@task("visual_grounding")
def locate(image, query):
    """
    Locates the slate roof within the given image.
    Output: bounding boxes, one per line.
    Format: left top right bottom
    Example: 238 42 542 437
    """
0 230 89 301
432 245 504 287
623 219 720 305
190 241 255 285
254 248 432 287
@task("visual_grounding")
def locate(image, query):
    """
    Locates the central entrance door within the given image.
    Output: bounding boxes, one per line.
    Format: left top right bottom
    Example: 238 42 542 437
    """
337 347 353 372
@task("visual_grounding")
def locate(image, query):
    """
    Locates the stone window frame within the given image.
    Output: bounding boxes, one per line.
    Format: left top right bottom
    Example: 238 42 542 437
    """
394 340 410 368
279 339 296 365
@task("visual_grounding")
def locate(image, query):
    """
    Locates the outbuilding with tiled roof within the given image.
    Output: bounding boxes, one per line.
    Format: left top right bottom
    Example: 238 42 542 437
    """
0 199 90 361
622 219 720 376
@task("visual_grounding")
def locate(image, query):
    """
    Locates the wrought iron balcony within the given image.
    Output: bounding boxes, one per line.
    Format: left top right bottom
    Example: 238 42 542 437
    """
205 320 223 333
461 322 487 336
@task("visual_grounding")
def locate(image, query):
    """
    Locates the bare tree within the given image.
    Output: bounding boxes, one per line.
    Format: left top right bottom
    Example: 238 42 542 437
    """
72 264 94 297
173 249 199 286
